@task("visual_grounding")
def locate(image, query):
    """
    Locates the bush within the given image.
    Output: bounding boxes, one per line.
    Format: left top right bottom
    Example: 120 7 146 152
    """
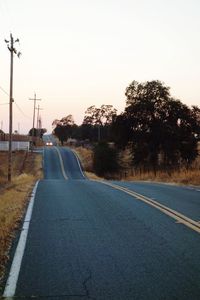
93 141 119 176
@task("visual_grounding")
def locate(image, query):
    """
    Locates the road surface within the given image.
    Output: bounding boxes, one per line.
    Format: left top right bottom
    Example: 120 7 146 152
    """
3 146 200 299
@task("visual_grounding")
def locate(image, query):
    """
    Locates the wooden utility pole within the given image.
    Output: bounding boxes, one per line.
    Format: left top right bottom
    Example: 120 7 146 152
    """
36 104 43 137
29 93 41 144
36 104 43 129
5 34 21 182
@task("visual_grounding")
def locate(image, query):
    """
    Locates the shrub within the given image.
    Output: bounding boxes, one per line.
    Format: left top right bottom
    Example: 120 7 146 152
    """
93 141 119 176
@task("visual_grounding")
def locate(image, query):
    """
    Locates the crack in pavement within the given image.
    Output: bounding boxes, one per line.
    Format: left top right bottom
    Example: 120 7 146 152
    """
82 271 96 300
3 273 95 300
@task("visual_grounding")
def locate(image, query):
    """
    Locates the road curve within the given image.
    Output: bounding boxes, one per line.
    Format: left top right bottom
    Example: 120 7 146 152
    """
3 147 200 300
112 181 200 222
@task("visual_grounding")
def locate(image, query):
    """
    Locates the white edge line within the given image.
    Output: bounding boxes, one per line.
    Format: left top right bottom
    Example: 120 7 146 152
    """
3 180 40 298
72 150 86 179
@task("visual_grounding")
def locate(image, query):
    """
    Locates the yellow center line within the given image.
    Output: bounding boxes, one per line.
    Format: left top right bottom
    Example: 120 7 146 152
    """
98 180 200 234
54 147 68 180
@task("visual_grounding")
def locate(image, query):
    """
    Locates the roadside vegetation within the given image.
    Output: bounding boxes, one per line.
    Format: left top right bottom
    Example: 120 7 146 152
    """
93 141 119 177
74 145 200 185
0 151 42 286
54 79 200 185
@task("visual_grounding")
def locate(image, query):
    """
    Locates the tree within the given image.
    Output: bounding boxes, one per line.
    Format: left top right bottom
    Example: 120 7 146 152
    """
60 115 74 126
111 114 132 149
53 115 76 145
53 125 66 145
83 105 117 126
52 114 74 128
83 105 117 141
0 129 5 141
113 80 199 172
83 106 100 126
28 128 47 138
191 106 200 140
28 128 37 137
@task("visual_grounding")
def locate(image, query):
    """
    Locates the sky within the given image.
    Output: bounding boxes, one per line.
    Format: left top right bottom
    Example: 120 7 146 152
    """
0 0 200 134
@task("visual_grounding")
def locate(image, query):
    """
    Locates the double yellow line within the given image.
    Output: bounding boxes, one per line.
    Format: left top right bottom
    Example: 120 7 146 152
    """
99 181 200 234
51 148 200 234
54 147 68 180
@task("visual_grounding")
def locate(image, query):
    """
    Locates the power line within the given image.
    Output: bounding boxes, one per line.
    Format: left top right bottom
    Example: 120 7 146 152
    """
14 101 31 119
0 85 9 96
0 85 31 118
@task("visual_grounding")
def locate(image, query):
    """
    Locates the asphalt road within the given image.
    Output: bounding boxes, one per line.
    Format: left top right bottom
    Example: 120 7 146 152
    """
3 146 200 299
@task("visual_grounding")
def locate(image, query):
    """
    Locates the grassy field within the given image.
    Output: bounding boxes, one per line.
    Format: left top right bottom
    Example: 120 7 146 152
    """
0 151 42 286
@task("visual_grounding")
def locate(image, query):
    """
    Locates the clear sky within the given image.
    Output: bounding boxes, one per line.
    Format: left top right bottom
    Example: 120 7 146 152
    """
0 0 200 134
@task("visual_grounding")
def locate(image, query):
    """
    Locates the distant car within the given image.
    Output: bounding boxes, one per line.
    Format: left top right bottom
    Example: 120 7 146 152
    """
45 141 53 146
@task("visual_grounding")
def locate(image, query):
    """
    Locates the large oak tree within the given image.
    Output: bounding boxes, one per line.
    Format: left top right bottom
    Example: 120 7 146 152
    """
112 80 200 171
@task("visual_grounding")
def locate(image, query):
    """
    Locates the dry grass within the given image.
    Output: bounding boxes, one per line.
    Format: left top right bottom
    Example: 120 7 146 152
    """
73 147 103 180
120 147 200 186
73 147 94 172
118 148 200 186
85 171 103 180
124 168 200 186
0 151 42 284
73 146 200 186
0 151 27 185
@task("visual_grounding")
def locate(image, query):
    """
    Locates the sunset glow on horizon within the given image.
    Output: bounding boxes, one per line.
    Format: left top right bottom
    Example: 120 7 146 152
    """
0 0 200 133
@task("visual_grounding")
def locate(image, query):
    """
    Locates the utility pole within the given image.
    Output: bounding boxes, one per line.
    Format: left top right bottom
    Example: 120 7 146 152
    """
36 104 43 129
29 93 41 144
38 116 42 130
5 34 21 182
36 104 43 137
